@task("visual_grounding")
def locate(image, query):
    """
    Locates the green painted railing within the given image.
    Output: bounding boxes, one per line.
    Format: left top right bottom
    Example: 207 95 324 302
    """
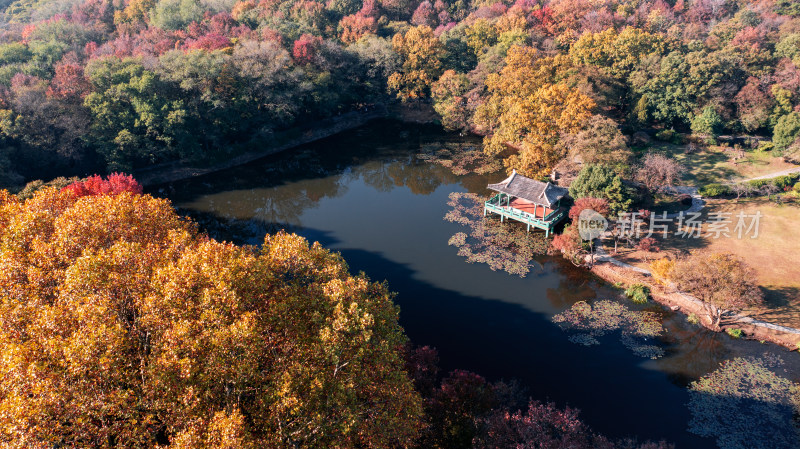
484 193 564 229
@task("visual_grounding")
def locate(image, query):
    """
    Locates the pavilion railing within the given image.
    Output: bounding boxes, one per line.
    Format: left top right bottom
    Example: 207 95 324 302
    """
484 193 564 228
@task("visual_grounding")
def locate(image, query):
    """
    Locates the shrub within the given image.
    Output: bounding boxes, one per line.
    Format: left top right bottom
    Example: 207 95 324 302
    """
773 174 800 189
625 284 650 304
726 328 743 338
700 183 731 197
655 128 676 142
636 237 659 253
16 176 82 200
757 141 775 153
62 173 143 198
794 182 800 193
687 313 700 325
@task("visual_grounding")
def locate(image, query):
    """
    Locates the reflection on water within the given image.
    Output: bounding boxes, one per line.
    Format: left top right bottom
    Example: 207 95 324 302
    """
163 120 800 449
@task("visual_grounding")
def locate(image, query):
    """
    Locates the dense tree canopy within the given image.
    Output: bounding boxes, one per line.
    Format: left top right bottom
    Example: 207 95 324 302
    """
0 0 796 186
0 184 423 447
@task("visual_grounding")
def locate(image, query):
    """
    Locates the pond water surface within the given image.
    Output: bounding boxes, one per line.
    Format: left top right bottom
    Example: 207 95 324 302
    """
161 120 800 448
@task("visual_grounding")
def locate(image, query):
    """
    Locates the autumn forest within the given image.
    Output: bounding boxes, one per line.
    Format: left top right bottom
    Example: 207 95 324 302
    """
1 0 800 447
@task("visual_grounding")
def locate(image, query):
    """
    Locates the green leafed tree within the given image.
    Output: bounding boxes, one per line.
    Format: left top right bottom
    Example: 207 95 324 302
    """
568 164 633 216
149 0 204 30
773 112 800 151
690 106 724 139
84 56 196 170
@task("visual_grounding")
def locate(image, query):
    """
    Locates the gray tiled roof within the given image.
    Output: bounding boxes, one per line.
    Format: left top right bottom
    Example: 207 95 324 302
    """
487 170 568 207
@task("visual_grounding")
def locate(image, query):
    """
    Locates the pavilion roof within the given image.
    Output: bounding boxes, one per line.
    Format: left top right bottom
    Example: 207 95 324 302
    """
487 170 568 208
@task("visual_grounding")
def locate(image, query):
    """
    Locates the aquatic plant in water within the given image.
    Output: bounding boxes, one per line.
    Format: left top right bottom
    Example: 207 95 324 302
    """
687 355 800 449
551 300 665 359
444 192 549 277
420 143 502 176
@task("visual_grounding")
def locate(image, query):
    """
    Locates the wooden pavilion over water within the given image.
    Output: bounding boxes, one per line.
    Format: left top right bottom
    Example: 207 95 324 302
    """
484 170 568 237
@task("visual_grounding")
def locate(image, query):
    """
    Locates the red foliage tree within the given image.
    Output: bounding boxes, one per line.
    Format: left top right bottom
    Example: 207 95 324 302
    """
411 0 436 26
475 400 614 449
568 197 610 221
340 0 378 43
84 41 99 57
530 5 555 32
552 224 585 261
404 345 440 396
292 33 323 65
636 237 659 253
62 173 144 198
735 77 773 132
185 33 232 51
47 60 90 101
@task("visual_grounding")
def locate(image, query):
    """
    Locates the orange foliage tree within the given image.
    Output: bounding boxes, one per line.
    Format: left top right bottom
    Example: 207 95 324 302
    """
0 186 422 447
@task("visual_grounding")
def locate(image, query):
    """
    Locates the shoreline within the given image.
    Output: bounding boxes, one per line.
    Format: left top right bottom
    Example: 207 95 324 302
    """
135 102 442 187
135 110 800 351
136 106 389 187
588 260 800 350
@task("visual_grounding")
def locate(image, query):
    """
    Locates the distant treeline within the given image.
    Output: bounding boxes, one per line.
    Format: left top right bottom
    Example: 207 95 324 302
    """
0 0 798 185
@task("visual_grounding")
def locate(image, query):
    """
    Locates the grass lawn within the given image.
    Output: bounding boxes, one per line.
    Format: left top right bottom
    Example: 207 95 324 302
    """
643 141 798 186
604 196 800 327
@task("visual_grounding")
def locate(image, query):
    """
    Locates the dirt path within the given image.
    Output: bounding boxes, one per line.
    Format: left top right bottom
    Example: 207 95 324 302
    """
725 166 800 184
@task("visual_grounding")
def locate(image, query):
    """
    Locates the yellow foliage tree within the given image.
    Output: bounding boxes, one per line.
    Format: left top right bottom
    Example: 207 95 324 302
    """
114 0 158 25
474 47 595 177
388 25 444 100
569 27 666 78
0 188 422 448
649 257 675 286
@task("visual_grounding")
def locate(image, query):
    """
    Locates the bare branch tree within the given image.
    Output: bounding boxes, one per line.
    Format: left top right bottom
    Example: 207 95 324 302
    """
634 152 686 192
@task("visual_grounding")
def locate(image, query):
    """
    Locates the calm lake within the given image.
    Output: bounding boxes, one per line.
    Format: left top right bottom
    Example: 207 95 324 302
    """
162 119 800 448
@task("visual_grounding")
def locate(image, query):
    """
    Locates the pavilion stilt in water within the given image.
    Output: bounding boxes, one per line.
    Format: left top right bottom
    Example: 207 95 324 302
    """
484 170 568 237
